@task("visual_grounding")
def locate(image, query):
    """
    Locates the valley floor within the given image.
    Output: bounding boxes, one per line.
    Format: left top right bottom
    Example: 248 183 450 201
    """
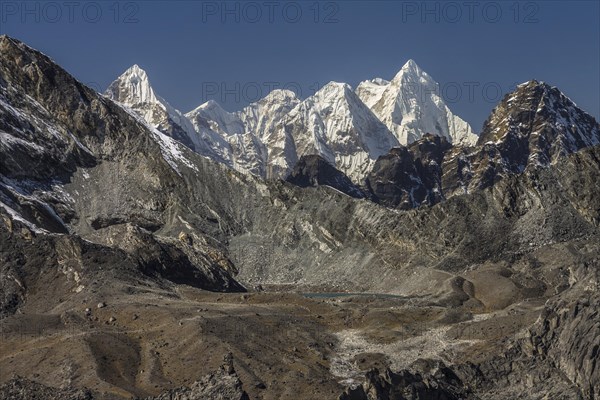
0 285 545 399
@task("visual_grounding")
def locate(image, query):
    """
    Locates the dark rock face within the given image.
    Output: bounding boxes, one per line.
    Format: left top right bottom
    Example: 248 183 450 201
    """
477 80 600 150
339 363 472 400
465 80 600 193
0 38 97 180
286 154 366 198
365 134 451 209
526 292 600 399
0 377 93 400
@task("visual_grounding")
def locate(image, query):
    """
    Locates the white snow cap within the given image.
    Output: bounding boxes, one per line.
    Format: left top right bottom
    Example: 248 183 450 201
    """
106 64 159 105
356 59 478 146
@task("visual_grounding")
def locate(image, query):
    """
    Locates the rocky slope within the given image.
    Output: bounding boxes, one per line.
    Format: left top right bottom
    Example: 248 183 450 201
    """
0 36 246 305
0 377 93 400
3 33 600 303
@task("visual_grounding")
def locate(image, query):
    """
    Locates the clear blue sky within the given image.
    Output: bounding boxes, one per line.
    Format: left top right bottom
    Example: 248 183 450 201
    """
2 1 599 131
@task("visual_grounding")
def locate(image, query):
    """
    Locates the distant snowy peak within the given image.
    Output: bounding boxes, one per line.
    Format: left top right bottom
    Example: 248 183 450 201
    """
105 65 228 161
305 81 352 105
256 88 299 104
106 64 181 128
184 92 301 177
268 81 399 181
106 64 158 106
356 59 478 146
239 89 300 140
186 90 300 139
187 100 245 137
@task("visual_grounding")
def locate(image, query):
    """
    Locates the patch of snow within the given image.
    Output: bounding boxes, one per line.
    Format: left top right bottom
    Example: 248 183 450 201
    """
330 326 480 385
0 201 48 234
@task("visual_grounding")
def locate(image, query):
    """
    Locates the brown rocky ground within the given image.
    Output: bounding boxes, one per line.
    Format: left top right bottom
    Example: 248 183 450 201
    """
0 281 546 400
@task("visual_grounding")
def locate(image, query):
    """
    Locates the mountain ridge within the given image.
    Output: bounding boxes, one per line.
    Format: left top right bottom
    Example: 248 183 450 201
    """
105 60 478 182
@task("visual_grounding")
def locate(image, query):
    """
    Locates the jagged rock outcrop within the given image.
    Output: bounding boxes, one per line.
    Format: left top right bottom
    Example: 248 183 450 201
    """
0 376 93 400
526 291 600 398
339 362 472 400
285 155 365 199
142 354 249 400
365 134 452 208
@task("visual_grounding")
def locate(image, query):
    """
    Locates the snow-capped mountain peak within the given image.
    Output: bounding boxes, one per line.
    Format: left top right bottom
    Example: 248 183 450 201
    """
371 77 390 86
357 60 478 146
238 89 300 141
321 80 352 91
355 78 389 109
260 88 299 103
184 90 302 177
106 65 230 161
266 79 400 181
106 64 158 106
399 58 422 74
391 59 436 88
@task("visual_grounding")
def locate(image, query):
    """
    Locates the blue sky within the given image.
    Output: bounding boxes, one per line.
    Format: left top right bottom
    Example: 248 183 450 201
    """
1 0 599 131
